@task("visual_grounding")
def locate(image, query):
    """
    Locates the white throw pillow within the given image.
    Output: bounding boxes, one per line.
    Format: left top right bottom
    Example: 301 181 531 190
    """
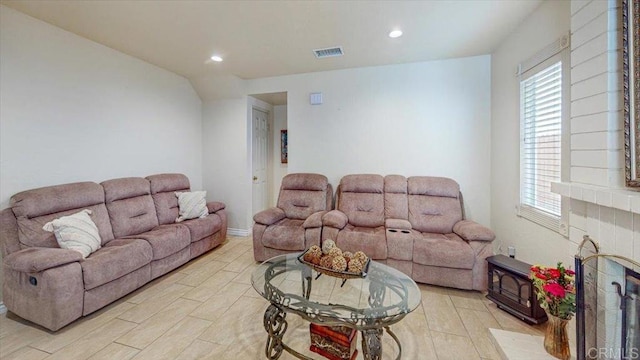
42 209 102 259
175 191 208 222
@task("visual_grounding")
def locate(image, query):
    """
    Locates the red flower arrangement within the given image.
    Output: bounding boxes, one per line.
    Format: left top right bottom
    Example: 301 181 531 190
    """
530 263 576 320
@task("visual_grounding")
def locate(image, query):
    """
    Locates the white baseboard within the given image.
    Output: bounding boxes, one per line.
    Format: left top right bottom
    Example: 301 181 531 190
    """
0 302 6 314
227 228 250 237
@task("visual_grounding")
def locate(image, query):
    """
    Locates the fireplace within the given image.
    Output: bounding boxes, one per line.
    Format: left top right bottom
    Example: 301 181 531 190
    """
619 268 639 360
575 236 640 360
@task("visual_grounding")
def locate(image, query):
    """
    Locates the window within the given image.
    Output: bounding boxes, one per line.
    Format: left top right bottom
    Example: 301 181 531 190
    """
518 44 569 233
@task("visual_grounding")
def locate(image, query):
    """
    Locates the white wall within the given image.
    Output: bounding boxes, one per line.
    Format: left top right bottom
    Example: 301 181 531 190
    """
0 6 203 209
490 0 572 266
271 105 288 206
202 98 250 232
0 6 203 305
203 56 492 230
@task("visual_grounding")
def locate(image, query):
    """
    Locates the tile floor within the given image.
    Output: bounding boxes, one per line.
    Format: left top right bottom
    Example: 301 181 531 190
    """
0 236 547 360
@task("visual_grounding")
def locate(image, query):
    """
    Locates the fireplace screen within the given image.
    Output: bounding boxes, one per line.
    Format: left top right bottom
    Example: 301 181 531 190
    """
623 268 639 360
575 235 640 360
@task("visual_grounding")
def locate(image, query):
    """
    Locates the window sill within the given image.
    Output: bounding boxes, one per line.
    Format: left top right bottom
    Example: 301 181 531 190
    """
551 182 640 214
516 204 563 235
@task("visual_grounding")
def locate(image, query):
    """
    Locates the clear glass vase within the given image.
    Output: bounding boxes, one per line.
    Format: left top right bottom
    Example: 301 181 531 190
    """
544 312 571 360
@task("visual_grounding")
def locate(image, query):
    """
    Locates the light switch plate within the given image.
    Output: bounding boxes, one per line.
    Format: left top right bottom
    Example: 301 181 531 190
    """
310 92 323 105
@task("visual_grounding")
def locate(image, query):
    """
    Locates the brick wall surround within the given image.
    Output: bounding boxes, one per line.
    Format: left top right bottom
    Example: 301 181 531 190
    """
564 1 640 357
570 0 623 188
565 0 639 258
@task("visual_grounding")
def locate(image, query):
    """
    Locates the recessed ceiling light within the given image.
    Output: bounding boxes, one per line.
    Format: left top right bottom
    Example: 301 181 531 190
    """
389 30 403 38
210 55 223 62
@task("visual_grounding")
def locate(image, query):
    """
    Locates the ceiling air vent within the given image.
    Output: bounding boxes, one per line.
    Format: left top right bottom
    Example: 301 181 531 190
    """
313 47 344 59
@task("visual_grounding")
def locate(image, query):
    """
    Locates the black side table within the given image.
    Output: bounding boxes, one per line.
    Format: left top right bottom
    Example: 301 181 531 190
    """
486 255 548 324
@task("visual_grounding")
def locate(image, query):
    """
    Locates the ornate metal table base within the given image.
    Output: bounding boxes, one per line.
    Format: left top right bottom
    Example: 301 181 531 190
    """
264 304 287 359
263 304 403 360
361 328 382 359
253 255 420 360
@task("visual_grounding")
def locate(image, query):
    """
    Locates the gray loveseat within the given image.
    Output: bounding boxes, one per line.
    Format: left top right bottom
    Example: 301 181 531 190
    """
0 173 227 331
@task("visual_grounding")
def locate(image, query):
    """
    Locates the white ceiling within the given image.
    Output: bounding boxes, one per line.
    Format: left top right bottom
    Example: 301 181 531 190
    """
2 0 541 82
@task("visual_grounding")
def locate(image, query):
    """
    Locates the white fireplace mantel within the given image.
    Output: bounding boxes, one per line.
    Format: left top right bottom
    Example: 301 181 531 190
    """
551 182 640 215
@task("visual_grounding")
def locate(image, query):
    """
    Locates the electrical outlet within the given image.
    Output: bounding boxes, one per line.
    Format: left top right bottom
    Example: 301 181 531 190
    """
508 246 516 258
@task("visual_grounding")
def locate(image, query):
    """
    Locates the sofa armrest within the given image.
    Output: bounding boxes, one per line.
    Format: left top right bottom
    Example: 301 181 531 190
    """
253 207 286 225
206 201 226 213
302 211 327 229
322 210 348 230
385 218 412 230
453 220 495 242
4 247 83 273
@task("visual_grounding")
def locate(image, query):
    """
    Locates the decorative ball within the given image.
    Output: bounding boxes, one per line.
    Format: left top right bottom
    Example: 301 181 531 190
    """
322 239 336 254
348 259 364 273
319 255 334 269
328 247 343 258
309 244 321 252
332 256 347 271
353 251 368 264
303 252 315 263
343 251 354 260
312 253 323 265
308 245 322 258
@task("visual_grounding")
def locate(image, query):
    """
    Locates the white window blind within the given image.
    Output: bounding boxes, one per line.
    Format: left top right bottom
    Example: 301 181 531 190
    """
519 61 562 231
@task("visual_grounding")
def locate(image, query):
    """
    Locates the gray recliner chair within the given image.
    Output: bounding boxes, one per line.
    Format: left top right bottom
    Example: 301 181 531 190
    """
252 173 333 262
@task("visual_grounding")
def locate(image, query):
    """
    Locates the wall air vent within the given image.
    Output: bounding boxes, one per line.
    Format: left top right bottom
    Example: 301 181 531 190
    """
313 47 344 58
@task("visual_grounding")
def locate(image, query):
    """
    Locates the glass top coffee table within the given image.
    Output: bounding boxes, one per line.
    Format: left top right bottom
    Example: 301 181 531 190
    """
251 253 422 360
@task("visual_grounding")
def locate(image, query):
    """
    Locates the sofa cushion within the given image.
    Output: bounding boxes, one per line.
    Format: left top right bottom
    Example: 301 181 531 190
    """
412 233 474 269
340 174 384 193
180 214 223 242
408 176 460 198
149 192 180 225
102 177 159 238
42 209 102 258
11 182 115 248
278 190 327 220
148 173 190 194
338 175 385 228
339 192 385 228
384 175 408 220
280 173 328 191
407 176 462 234
175 191 208 222
12 182 103 219
408 196 462 234
133 225 190 260
335 225 387 260
81 238 152 290
261 219 305 251
146 174 191 225
277 174 330 220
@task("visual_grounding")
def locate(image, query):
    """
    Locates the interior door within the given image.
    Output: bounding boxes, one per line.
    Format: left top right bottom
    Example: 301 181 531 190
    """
252 108 269 216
